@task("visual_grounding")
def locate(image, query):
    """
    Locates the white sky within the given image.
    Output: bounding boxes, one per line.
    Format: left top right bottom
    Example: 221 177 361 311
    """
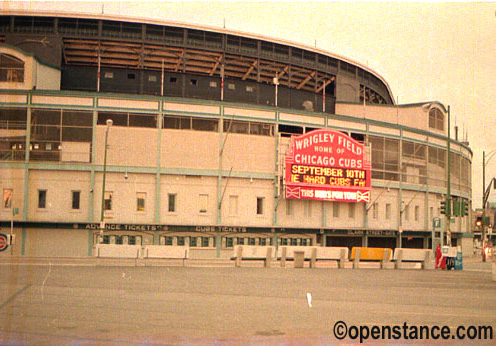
2 1 496 207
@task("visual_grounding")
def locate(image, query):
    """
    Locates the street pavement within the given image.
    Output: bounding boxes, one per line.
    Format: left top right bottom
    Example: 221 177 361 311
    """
0 258 495 344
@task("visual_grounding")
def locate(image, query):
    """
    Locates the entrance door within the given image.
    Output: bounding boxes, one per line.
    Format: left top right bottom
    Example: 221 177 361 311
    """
368 237 396 249
326 236 362 251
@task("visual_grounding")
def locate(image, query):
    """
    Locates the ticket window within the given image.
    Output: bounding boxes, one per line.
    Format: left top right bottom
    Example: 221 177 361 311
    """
280 238 288 246
177 236 185 246
248 238 256 246
190 237 197 247
225 237 234 248
237 237 245 246
290 238 298 246
161 236 173 246
133 236 142 245
259 238 267 246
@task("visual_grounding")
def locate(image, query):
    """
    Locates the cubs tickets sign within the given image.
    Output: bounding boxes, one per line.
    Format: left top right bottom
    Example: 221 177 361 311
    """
284 129 371 202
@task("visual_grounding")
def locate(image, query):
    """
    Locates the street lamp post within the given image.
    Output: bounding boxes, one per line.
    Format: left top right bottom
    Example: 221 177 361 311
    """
482 149 496 261
99 119 113 243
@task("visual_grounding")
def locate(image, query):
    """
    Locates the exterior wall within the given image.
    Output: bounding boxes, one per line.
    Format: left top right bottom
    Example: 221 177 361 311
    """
28 170 91 223
0 90 474 257
161 130 219 170
35 62 61 90
0 168 24 219
23 228 88 257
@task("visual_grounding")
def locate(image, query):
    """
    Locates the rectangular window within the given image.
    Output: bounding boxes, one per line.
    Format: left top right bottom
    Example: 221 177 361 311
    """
348 203 355 219
168 193 176 212
415 205 420 221
3 189 12 208
127 73 135 80
372 202 379 219
280 238 288 246
430 206 434 219
291 238 298 246
237 237 245 245
256 197 264 215
190 237 197 247
246 85 254 92
286 199 293 216
333 203 340 218
225 237 233 248
71 190 80 210
190 79 198 86
386 203 391 220
38 190 46 209
177 236 185 246
209 81 217 88
229 195 238 216
202 237 210 247
304 200 312 217
404 205 410 221
248 238 256 245
228 83 235 90
165 236 173 245
259 238 267 246
104 72 113 79
104 191 113 211
136 192 146 212
199 194 208 213
148 75 157 82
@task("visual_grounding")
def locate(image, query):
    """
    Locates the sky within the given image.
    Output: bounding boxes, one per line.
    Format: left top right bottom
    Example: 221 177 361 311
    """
2 1 496 207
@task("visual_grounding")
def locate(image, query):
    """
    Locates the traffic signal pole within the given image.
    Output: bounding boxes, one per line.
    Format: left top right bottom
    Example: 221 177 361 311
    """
482 150 486 260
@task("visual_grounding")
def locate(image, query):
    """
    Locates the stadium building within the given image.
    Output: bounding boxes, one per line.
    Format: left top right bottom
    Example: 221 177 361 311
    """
0 11 473 258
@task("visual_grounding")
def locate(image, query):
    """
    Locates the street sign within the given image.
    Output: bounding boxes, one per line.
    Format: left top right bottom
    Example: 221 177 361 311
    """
433 217 441 229
0 234 8 252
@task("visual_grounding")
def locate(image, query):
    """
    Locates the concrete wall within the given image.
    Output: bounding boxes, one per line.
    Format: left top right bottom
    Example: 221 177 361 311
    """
23 228 88 257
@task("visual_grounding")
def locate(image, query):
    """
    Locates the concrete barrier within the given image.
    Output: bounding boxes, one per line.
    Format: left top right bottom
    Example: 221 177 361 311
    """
144 246 189 259
277 246 349 260
339 248 347 269
294 251 305 268
353 248 361 269
393 248 433 270
351 247 392 261
97 244 141 259
232 245 277 267
380 249 390 269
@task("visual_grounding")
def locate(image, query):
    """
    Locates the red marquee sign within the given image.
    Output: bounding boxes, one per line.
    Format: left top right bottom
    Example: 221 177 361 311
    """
284 129 371 202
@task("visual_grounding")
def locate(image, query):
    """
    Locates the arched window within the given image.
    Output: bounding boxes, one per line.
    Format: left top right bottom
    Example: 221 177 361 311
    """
0 54 25 82
429 108 444 131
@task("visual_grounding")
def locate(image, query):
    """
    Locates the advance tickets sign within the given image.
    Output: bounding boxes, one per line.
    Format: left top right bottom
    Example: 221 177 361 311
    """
284 129 371 202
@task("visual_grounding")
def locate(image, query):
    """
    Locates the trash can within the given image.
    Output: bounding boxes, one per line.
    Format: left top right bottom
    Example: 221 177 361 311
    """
454 246 463 270
294 251 305 268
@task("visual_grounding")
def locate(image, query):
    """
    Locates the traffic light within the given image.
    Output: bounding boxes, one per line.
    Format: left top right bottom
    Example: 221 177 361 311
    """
463 201 469 216
440 199 451 216
453 200 461 216
476 216 483 228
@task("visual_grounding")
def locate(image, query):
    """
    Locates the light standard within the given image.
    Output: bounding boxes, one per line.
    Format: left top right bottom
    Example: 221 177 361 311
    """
99 119 113 243
482 149 496 261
